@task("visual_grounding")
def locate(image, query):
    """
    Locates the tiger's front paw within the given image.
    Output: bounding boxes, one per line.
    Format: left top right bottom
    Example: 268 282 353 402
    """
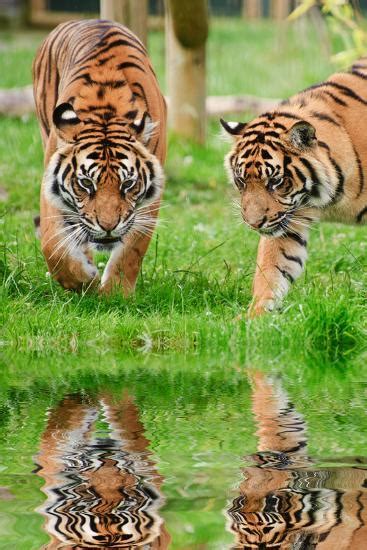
99 276 124 296
247 296 276 319
99 274 136 298
51 256 99 291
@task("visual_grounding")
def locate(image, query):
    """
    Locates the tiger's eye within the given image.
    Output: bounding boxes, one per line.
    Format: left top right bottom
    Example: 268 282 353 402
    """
78 178 95 194
234 175 246 189
120 179 136 194
268 178 283 191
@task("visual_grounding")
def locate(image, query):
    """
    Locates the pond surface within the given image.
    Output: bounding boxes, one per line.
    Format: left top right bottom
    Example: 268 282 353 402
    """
0 354 366 549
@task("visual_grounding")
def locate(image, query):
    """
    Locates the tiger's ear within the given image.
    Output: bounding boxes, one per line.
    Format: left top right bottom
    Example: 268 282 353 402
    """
287 121 316 149
220 118 247 138
53 103 83 142
130 112 157 145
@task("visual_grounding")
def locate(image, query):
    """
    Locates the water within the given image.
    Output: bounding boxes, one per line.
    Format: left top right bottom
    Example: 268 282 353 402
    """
0 354 366 549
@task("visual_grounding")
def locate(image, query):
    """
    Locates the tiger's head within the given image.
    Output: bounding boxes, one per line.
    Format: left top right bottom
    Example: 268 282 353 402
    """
45 102 164 251
221 113 331 237
227 488 324 549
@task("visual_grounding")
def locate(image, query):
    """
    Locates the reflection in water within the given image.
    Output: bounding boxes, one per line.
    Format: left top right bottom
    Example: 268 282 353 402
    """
227 372 367 549
35 393 170 549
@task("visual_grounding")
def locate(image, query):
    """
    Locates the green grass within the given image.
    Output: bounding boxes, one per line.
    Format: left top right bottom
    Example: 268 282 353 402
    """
0 18 367 366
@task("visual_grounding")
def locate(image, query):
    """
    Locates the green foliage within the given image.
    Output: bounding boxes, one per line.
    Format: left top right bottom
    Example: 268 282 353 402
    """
290 0 367 67
0 21 367 546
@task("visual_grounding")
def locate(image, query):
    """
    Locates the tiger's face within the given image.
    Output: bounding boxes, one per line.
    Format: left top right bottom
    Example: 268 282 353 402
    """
221 116 328 237
46 103 164 251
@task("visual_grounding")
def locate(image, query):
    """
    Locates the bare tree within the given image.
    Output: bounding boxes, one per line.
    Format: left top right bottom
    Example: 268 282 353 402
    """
165 0 209 143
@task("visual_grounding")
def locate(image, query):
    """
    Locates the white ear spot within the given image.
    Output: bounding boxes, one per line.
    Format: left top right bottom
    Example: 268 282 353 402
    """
227 122 239 129
61 110 78 121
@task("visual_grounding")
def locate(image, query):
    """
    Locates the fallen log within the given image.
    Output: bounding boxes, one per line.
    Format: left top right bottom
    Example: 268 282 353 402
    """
206 94 279 116
0 85 34 117
0 86 280 118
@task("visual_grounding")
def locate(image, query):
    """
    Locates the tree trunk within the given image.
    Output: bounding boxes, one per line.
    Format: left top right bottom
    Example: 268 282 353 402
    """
0 88 280 118
100 0 148 46
270 0 291 20
165 0 208 143
242 0 263 19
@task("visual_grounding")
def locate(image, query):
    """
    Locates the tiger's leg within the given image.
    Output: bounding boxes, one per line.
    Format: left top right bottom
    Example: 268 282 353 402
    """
249 230 308 317
100 204 159 296
40 191 99 291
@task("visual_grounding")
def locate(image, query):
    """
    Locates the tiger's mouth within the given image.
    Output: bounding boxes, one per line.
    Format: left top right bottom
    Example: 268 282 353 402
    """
89 235 122 251
258 213 292 237
89 235 121 245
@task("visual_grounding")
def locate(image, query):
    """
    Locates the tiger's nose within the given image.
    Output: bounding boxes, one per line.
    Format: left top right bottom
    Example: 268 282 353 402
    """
96 217 119 232
246 215 267 229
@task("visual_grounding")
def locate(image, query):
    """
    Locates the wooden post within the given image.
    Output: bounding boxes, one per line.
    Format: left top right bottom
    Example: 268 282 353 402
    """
100 0 128 23
165 0 208 143
270 0 291 20
242 0 263 19
100 0 148 46
129 0 148 46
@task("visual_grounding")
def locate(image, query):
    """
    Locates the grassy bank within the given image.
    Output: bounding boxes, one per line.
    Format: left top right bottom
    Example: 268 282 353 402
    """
1 19 366 364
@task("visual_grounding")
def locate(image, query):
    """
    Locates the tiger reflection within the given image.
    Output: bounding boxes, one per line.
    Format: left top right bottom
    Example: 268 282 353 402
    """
227 372 367 549
35 393 170 549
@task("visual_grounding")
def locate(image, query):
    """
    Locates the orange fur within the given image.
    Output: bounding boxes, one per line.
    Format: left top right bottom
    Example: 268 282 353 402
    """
222 59 367 315
36 393 170 548
33 20 166 293
227 372 367 548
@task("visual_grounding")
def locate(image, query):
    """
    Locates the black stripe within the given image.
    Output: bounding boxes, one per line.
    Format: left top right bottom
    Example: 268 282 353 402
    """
53 156 62 176
247 120 270 129
124 109 138 120
354 145 364 198
299 157 320 196
117 61 145 73
293 166 307 185
146 160 155 181
352 62 367 70
82 39 146 64
356 205 367 223
132 82 148 106
281 249 303 267
310 111 340 126
350 68 367 80
329 156 345 202
318 140 330 151
261 149 273 160
51 178 60 196
264 131 281 139
324 91 348 106
61 164 71 180
97 54 114 66
312 80 367 105
276 265 295 283
286 231 307 247
272 111 300 120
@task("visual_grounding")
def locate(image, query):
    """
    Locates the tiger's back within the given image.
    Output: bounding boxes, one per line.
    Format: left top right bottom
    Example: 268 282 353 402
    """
33 19 166 164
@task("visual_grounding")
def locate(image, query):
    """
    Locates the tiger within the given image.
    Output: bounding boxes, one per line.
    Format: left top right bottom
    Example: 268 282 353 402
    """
32 19 166 293
35 393 170 548
226 371 367 548
221 58 367 316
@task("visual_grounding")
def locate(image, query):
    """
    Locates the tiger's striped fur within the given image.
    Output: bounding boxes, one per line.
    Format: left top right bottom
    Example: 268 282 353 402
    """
221 59 367 316
36 393 170 548
226 372 367 548
33 20 166 293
